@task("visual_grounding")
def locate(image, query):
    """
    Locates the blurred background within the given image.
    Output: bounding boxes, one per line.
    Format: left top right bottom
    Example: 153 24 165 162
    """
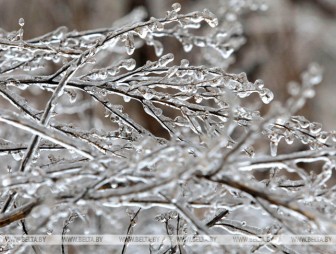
0 0 336 130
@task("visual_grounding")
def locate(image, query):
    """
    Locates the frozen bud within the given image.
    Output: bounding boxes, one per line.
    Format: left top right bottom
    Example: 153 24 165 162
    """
158 53 174 67
202 9 218 27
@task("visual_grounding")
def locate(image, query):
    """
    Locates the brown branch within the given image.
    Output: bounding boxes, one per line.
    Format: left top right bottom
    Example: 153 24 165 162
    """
0 199 40 228
202 175 317 223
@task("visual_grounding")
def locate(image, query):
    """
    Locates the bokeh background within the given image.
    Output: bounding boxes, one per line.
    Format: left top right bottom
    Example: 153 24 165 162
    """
1 0 336 130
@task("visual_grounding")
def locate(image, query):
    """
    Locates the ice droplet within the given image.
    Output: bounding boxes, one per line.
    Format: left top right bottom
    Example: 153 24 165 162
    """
158 53 174 67
166 66 179 78
68 90 77 103
183 41 193 52
98 70 107 80
291 116 310 128
104 109 110 118
12 151 23 161
124 33 135 55
194 94 203 103
309 122 322 134
307 63 323 85
120 59 136 70
18 18 25 27
193 37 206 47
52 26 67 40
260 88 274 104
181 59 189 67
123 95 131 103
153 40 163 56
331 131 336 142
143 92 154 100
153 107 163 116
134 26 148 39
317 131 329 143
35 205 51 217
260 3 269 11
202 9 218 27
284 131 294 145
218 46 234 59
150 17 164 31
287 81 300 96
166 10 178 20
172 3 181 12
1 178 11 187
254 79 264 90
126 46 135 55
303 88 315 98
226 80 240 90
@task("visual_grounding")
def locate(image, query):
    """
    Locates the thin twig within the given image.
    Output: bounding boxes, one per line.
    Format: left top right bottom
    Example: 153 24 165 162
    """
121 208 141 254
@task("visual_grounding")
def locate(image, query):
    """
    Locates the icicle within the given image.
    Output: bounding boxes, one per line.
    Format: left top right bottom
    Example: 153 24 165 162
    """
123 33 135 55
270 141 278 157
152 40 163 56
